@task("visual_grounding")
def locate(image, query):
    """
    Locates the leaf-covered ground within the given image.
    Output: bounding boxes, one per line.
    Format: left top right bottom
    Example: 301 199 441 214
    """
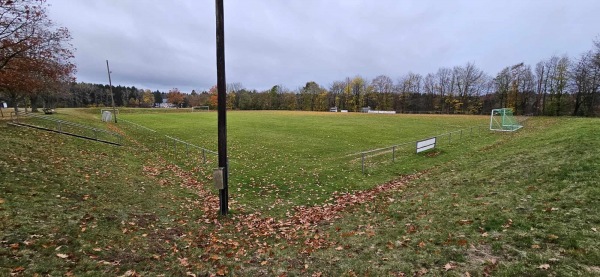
1 111 599 276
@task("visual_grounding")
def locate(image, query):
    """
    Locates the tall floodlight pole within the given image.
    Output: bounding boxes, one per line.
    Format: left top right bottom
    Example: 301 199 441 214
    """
106 60 117 123
215 0 228 215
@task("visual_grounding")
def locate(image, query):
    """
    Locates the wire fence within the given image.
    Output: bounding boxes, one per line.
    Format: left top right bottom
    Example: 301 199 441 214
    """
10 111 122 145
356 124 490 174
118 118 218 172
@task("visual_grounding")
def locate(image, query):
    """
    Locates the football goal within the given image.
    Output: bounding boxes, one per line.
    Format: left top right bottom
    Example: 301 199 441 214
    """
191 106 210 112
489 108 522 131
100 108 119 115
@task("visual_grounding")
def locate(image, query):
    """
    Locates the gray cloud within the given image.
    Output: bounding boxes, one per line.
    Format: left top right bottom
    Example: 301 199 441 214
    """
49 0 600 92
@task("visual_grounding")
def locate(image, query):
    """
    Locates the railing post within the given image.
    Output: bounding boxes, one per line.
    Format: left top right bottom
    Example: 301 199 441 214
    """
361 152 365 174
392 146 396 162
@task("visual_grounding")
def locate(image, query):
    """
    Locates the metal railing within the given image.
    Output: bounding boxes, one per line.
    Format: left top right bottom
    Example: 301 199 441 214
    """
358 125 489 173
10 111 122 145
118 118 218 167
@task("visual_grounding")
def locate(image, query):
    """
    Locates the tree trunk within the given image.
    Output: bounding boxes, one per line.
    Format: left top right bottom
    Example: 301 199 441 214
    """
30 95 39 112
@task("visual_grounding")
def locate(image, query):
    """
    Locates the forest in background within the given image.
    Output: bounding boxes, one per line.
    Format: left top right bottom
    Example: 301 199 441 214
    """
2 1 599 116
44 43 600 117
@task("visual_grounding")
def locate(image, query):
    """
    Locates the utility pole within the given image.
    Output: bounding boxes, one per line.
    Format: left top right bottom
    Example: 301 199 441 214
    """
215 0 228 215
106 60 117 123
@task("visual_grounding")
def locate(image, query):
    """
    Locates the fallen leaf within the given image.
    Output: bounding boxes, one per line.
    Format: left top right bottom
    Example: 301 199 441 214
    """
119 270 138 277
216 266 228 276
56 253 69 259
418 241 426 248
592 228 597 232
261 260 268 266
0 198 5 204
11 266 25 274
481 232 489 237
465 272 471 277
531 244 540 249
547 234 559 240
443 263 456 271
538 264 550 270
178 257 189 267
335 246 343 251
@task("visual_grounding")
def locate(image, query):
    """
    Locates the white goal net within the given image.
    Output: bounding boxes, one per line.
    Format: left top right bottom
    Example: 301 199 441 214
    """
489 108 522 131
191 106 210 112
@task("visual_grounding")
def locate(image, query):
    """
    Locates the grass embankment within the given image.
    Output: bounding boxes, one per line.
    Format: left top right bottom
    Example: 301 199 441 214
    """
1 110 599 276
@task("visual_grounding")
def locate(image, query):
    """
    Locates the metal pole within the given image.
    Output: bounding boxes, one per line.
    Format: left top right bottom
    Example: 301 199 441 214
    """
215 0 228 216
392 146 396 162
361 152 365 174
106 60 117 123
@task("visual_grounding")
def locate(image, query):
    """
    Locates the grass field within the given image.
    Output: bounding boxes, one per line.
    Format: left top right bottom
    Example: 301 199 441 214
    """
1 109 599 276
116 110 499 215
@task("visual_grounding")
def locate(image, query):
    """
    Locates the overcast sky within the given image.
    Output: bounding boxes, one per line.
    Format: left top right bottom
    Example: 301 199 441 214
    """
48 0 600 93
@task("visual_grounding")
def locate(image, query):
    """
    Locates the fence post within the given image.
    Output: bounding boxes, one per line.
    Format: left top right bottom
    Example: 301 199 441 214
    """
392 146 396 162
460 129 463 140
58 122 62 133
93 128 98 140
186 143 189 157
202 149 206 164
448 132 451 144
361 152 365 174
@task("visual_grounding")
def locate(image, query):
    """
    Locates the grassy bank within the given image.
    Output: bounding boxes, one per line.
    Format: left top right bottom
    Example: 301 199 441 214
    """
1 110 598 276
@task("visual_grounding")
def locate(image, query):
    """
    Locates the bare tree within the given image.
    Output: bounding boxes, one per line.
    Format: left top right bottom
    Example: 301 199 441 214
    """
454 62 484 113
371 75 393 110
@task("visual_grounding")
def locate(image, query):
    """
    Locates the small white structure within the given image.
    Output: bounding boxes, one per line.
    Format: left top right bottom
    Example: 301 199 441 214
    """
101 111 113 122
329 107 338 112
367 110 396 114
416 137 436 153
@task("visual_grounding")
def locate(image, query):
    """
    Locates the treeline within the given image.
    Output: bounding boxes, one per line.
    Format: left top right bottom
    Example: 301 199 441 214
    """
57 37 600 116
1 1 598 116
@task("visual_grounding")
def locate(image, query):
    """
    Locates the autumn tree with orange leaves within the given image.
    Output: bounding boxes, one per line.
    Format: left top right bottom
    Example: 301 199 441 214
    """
0 0 76 112
167 88 185 108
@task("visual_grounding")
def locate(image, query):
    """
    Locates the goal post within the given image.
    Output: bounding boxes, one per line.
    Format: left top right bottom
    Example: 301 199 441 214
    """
191 106 210 112
100 108 119 115
489 108 522 131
